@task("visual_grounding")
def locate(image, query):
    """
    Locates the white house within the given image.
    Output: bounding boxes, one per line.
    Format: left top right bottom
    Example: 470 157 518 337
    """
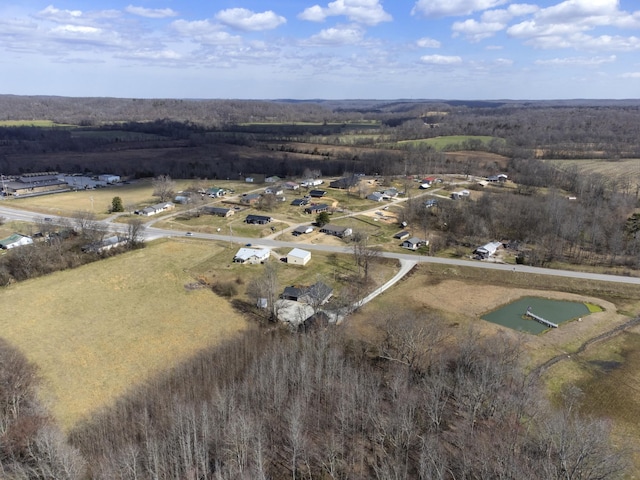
264 186 284 196
139 202 174 216
367 192 384 202
402 237 426 251
233 247 270 264
474 241 503 259
287 248 311 266
0 233 33 249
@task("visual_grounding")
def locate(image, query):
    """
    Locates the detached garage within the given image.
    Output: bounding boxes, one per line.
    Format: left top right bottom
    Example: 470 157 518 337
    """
287 248 311 266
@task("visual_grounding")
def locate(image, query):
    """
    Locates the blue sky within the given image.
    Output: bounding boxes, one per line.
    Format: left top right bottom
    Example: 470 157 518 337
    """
1 0 639 99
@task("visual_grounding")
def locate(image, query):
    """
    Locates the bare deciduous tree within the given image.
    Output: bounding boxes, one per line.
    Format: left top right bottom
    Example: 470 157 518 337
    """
152 174 176 202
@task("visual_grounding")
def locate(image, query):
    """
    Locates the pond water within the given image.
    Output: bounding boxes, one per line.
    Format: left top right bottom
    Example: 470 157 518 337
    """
481 296 590 334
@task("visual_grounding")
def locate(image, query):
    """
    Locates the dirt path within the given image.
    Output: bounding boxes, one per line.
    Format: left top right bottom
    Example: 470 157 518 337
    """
531 315 640 377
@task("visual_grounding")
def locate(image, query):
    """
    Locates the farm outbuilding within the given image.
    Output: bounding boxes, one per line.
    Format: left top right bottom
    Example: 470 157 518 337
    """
98 174 121 184
0 233 33 249
287 248 311 266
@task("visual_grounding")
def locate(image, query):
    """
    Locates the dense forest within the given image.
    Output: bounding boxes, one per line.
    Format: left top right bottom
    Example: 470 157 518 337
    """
1 324 629 479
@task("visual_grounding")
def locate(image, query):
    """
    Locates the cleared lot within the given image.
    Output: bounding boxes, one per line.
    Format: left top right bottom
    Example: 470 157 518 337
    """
0 239 251 430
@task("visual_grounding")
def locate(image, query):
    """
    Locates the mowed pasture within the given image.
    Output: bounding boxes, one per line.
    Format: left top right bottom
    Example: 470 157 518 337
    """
0 239 251 431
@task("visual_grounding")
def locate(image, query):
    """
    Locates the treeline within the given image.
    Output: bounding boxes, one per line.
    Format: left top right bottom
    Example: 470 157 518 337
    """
0 314 630 478
0 217 144 287
61 321 628 479
0 338 85 478
405 157 640 268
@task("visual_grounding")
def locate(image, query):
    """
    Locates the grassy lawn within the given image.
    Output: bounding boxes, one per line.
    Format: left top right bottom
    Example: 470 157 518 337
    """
0 239 252 431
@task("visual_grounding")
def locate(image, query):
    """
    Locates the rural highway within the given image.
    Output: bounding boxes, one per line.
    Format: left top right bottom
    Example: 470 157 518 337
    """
2 203 640 286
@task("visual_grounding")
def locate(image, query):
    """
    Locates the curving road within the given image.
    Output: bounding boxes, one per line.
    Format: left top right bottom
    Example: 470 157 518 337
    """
2 203 640 286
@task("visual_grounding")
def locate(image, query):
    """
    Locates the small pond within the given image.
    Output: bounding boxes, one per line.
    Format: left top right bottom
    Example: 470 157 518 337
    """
481 296 590 334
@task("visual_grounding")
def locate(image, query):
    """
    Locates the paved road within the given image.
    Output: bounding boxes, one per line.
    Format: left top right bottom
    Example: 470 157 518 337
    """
2 203 640 286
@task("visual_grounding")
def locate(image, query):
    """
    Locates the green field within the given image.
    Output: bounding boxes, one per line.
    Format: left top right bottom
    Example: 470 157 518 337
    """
0 240 252 430
397 135 503 150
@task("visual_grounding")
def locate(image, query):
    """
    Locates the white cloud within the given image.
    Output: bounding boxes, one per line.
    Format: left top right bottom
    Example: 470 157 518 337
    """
535 54 616 66
453 19 504 41
171 19 243 45
215 8 286 31
620 72 640 78
117 48 182 61
411 0 508 18
299 0 392 26
307 25 365 45
416 37 441 48
453 4 539 41
36 5 119 25
506 0 640 50
420 54 463 65
536 0 619 24
38 5 83 21
125 6 178 19
51 25 101 35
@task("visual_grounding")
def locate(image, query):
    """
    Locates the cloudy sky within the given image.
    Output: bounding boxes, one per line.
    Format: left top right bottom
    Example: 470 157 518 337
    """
1 0 639 99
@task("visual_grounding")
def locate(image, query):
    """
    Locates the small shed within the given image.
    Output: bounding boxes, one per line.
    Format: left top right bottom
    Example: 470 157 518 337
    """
394 231 410 240
287 248 311 266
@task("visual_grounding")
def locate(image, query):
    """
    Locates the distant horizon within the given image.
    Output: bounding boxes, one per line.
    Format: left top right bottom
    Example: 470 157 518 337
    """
1 1 639 100
1 93 639 104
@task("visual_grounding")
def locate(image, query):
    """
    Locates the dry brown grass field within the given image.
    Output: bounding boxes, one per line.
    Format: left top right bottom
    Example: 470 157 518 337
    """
545 158 640 187
5 178 256 219
0 239 252 431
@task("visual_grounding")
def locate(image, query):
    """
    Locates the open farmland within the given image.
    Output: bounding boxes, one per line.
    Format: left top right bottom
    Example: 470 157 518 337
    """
0 239 251 431
7 178 172 217
397 135 503 150
546 158 640 189
5 178 253 219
